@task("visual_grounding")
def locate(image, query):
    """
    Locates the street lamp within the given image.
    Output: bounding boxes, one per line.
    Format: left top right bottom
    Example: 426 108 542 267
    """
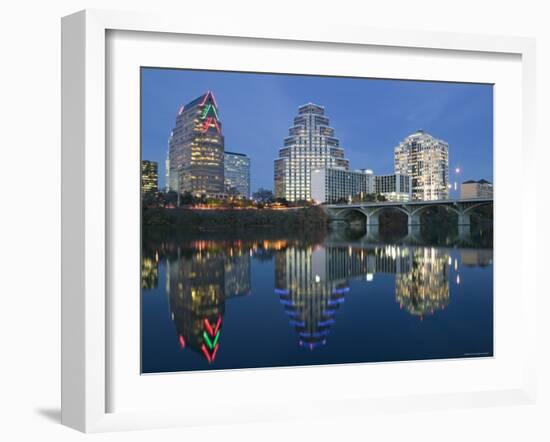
454 166 461 197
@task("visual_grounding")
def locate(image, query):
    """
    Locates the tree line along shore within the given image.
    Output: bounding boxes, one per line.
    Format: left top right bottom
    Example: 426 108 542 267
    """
142 206 328 231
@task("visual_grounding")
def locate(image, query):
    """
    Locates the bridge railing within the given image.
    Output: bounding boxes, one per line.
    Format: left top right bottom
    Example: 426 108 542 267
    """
325 197 493 209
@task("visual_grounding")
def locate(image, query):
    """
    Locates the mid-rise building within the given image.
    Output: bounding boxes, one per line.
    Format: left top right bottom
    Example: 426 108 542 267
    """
375 173 412 202
311 168 375 204
141 160 158 194
168 91 225 197
394 130 449 201
461 179 493 199
224 151 250 198
274 103 349 202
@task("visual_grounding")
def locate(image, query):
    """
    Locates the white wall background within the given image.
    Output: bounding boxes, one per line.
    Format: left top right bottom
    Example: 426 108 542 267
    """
0 0 547 440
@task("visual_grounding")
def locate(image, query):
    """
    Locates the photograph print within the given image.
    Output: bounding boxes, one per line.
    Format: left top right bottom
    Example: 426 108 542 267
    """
140 68 494 374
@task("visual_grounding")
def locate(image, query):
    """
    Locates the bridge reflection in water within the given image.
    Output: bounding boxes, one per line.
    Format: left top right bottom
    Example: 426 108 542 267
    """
141 233 492 369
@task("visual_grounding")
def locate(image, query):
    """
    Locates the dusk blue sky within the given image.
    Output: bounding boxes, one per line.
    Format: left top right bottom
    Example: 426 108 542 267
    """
141 68 493 195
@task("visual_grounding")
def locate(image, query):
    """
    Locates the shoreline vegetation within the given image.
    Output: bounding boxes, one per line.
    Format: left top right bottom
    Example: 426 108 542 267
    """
142 206 328 231
142 204 493 248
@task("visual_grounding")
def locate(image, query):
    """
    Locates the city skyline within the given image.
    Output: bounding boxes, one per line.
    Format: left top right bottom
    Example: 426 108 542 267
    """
141 68 493 374
141 67 493 195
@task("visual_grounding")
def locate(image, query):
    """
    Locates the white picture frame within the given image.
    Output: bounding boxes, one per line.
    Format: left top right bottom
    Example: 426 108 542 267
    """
61 9 538 433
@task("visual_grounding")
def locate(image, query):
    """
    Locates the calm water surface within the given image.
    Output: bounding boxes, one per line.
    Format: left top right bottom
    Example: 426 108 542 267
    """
141 229 493 373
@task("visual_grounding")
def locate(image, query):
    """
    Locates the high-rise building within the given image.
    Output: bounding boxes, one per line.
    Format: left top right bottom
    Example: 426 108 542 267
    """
311 168 375 204
274 103 349 202
461 179 493 199
141 160 158 193
224 151 250 198
168 91 225 197
375 173 412 202
394 130 449 201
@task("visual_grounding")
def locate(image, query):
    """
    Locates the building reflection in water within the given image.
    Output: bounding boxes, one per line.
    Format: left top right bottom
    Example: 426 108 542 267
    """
141 252 159 289
165 240 251 364
460 249 493 267
275 247 349 350
395 247 450 319
274 244 406 350
142 236 491 360
274 243 458 349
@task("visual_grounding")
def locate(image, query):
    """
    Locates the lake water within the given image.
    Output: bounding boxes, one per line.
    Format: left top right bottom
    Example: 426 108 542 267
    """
141 228 493 373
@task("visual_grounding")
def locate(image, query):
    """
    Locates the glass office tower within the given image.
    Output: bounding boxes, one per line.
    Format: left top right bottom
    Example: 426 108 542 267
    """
168 91 225 197
224 151 251 198
274 103 349 202
394 130 449 201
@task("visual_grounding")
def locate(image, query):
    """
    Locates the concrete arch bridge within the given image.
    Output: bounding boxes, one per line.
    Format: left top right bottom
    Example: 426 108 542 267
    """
324 198 493 237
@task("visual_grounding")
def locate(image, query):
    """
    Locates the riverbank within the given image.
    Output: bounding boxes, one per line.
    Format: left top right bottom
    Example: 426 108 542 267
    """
142 206 327 231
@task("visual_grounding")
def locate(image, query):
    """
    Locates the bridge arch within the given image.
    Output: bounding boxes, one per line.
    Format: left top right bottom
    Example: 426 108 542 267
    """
410 203 461 218
325 199 493 239
462 201 493 214
330 207 369 220
368 206 410 218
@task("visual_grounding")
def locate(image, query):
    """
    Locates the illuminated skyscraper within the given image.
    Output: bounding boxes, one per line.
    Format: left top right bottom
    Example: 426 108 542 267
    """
224 151 250 198
274 103 349 202
394 130 449 201
141 160 158 193
168 91 225 197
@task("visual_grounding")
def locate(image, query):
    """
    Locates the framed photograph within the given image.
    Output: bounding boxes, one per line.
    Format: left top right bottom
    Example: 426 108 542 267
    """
61 9 537 432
